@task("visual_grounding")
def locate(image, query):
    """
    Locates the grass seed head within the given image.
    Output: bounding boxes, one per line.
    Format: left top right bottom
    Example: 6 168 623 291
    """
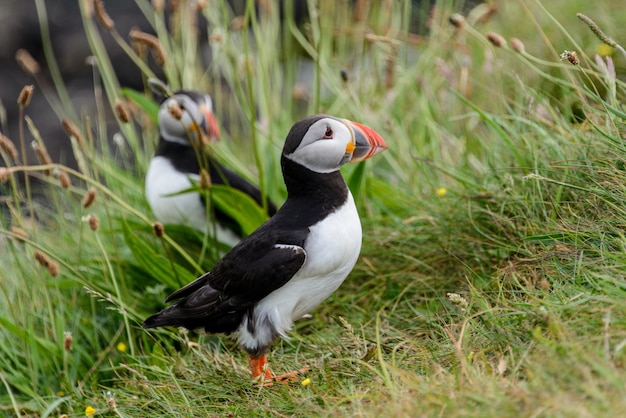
34 250 50 268
61 119 86 148
114 99 131 123
209 31 225 44
106 391 117 408
64 331 73 351
560 50 579 65
87 214 100 231
510 38 525 53
0 167 11 183
58 171 72 189
576 13 617 48
169 0 180 14
82 188 97 208
152 222 165 238
340 69 349 83
0 134 19 161
10 226 29 242
199 168 211 189
230 16 245 31
292 83 308 101
31 142 53 175
486 32 506 48
152 0 164 12
94 0 115 30
48 260 60 276
18 85 34 107
129 29 166 66
449 13 465 29
15 49 40 76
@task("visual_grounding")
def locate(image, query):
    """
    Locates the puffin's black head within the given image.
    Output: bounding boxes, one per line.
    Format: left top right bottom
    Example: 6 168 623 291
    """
158 90 220 147
282 114 387 173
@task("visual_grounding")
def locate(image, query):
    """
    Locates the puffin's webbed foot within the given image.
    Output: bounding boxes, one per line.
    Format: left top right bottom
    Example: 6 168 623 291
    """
248 354 309 386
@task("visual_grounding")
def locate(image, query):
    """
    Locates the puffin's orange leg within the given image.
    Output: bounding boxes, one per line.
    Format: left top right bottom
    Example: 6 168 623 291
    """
249 354 273 380
248 355 309 386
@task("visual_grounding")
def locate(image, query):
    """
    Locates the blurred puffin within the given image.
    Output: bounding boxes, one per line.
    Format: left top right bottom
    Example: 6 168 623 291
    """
145 90 276 246
144 114 387 384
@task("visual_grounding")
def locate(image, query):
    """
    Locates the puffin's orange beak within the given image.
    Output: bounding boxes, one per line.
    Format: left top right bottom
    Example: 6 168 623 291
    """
198 104 220 143
345 120 388 162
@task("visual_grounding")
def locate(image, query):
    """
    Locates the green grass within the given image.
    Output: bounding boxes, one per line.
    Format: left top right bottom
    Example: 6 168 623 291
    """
1 0 626 416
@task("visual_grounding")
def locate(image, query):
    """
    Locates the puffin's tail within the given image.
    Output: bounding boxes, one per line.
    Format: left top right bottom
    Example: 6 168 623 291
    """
142 285 247 333
143 306 185 329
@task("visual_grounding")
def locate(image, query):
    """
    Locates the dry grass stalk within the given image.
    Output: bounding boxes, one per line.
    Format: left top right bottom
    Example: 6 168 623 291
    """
385 55 395 90
94 0 115 31
18 85 34 107
129 29 166 66
82 188 97 208
0 134 19 161
15 49 40 76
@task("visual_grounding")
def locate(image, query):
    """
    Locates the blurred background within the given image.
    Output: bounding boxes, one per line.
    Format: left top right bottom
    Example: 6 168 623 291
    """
0 0 482 169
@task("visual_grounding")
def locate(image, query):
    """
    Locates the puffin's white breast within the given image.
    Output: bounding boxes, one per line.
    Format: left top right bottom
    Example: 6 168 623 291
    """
238 192 362 350
145 156 240 246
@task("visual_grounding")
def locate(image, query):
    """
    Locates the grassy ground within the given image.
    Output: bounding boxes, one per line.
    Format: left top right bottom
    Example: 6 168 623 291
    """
1 0 626 416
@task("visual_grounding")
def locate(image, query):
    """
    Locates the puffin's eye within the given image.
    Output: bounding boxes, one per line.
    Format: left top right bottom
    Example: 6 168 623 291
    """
323 126 333 139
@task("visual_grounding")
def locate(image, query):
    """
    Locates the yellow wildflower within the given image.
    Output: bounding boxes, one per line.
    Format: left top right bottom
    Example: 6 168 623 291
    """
301 377 311 386
436 187 447 196
85 405 96 417
116 342 127 353
597 43 614 56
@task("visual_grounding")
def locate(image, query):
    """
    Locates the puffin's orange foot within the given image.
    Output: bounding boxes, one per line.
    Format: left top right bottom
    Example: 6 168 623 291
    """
261 367 310 386
248 355 309 386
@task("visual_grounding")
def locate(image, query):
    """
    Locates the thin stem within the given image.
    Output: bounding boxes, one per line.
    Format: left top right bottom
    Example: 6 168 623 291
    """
33 0 76 120
243 0 268 214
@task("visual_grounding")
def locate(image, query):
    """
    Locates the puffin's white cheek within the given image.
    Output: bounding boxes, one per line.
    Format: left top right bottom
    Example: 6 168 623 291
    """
288 142 346 173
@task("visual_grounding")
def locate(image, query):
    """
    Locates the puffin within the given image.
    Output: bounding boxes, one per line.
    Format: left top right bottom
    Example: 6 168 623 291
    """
143 114 387 384
145 90 277 246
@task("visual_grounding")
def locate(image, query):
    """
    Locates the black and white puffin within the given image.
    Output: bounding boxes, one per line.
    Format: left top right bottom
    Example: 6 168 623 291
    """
143 114 387 383
145 90 276 246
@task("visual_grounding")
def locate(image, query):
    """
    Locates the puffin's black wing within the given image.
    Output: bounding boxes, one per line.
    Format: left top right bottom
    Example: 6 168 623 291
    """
143 226 307 332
